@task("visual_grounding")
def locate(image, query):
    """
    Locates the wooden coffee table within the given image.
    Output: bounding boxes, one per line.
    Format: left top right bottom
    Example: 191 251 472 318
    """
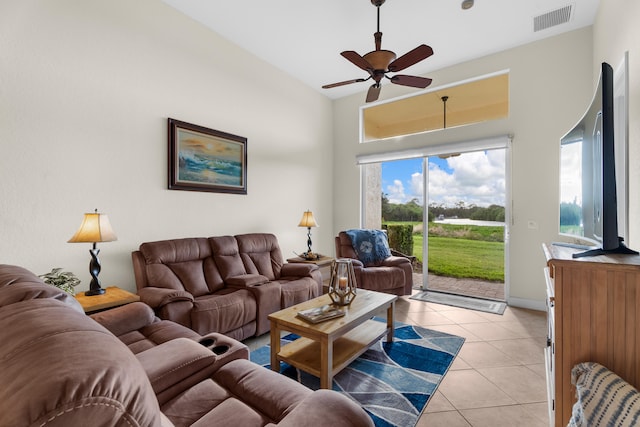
268 289 397 389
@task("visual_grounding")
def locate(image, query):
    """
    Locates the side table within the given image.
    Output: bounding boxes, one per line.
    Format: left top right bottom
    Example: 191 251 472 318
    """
75 286 140 314
287 255 334 285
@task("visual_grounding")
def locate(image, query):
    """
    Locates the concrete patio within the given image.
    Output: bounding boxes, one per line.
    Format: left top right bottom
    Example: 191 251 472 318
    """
413 273 505 301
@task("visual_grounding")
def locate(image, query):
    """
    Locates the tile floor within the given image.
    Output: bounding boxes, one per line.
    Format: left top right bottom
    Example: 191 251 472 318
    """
245 290 549 427
397 291 549 427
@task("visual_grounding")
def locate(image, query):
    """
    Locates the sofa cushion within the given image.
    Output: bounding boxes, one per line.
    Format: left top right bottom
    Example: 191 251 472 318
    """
358 266 404 291
345 229 392 266
0 298 161 427
213 359 312 422
210 235 249 279
90 302 203 354
276 279 321 308
141 237 212 264
0 264 84 312
191 289 257 336
117 321 201 355
137 338 219 405
0 264 50 288
236 233 284 279
570 362 640 427
162 378 269 427
140 239 226 296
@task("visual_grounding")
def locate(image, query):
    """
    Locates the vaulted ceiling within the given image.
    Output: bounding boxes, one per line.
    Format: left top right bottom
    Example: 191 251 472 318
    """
162 0 600 100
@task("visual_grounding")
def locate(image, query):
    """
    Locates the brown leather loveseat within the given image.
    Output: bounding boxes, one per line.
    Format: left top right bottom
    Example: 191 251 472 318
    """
0 264 373 427
132 233 322 340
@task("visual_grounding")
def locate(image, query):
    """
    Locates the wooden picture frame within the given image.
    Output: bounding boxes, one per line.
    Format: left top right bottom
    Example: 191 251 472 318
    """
168 118 247 194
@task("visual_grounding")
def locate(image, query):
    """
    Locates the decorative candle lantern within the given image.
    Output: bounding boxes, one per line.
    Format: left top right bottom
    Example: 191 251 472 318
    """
328 258 357 306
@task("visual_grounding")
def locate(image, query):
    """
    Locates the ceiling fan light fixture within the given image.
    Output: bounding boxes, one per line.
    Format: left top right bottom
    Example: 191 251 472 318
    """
461 0 474 10
323 0 434 103
363 50 396 70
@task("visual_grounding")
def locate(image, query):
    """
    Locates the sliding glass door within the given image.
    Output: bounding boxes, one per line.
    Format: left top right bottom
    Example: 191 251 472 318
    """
361 138 510 301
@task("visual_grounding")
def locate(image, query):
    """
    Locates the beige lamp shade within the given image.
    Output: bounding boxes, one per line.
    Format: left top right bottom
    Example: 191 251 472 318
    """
298 211 318 228
68 211 117 243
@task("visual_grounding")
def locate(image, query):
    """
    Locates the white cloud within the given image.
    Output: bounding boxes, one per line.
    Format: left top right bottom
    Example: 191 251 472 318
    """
409 172 424 204
390 150 506 207
385 179 407 204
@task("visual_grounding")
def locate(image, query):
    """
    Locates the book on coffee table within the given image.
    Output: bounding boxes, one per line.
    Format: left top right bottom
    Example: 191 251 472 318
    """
297 304 345 324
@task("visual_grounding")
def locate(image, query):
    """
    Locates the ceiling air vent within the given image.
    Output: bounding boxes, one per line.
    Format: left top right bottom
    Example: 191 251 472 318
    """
534 4 572 32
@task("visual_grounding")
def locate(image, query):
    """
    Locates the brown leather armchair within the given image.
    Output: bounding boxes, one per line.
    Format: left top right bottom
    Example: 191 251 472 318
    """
335 230 414 296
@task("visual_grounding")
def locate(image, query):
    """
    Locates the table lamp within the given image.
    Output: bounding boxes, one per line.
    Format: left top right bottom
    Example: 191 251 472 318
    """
68 209 117 296
298 210 319 260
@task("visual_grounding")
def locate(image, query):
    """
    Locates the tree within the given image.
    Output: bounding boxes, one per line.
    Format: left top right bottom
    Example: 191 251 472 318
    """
560 202 581 226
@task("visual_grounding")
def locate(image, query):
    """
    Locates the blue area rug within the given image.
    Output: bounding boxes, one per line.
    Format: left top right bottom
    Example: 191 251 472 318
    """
250 321 465 427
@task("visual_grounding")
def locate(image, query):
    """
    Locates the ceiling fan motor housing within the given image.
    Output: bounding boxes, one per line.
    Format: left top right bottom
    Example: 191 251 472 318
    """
363 50 396 71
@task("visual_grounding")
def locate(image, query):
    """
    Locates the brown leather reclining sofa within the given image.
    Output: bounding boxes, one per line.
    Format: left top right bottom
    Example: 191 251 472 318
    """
132 233 322 340
0 264 373 427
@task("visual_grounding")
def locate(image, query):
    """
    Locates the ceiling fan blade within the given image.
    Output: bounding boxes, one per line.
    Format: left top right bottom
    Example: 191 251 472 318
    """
322 78 367 89
390 74 433 89
388 44 433 72
341 51 374 72
366 84 381 103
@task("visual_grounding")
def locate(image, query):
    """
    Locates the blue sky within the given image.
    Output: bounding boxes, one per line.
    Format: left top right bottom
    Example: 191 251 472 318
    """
381 150 506 207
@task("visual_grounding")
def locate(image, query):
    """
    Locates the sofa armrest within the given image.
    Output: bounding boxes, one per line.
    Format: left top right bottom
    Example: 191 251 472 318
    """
198 332 250 368
138 287 194 310
90 301 157 336
281 263 319 277
273 390 374 427
348 258 365 269
380 255 412 267
226 274 270 288
136 337 219 405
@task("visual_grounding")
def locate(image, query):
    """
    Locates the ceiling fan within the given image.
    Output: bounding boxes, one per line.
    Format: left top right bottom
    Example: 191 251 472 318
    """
322 0 434 103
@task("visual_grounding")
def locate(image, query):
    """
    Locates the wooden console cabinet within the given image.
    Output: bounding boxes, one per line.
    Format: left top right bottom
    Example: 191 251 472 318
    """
543 243 640 426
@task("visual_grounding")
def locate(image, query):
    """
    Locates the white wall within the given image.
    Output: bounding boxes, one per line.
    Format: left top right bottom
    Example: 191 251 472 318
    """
332 28 593 308
593 0 640 249
0 0 334 293
2 1 634 307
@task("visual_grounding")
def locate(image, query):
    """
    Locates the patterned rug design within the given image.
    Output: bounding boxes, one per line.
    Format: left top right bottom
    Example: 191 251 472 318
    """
250 322 465 427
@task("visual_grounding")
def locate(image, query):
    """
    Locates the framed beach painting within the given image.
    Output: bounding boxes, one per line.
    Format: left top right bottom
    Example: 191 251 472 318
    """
168 118 247 194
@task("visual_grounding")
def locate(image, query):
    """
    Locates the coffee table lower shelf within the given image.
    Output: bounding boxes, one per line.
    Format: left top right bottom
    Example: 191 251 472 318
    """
269 289 397 389
276 319 388 381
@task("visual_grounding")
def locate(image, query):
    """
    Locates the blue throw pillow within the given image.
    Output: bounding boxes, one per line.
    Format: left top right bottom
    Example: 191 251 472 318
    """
345 229 392 266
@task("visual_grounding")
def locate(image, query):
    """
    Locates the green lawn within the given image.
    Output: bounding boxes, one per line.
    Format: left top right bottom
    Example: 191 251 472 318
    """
399 224 504 282
422 236 503 281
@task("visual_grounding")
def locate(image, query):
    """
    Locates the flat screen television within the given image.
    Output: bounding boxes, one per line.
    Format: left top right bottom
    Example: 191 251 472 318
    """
559 62 637 258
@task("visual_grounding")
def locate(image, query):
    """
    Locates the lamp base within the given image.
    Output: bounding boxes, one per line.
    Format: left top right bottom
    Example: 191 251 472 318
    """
84 287 106 296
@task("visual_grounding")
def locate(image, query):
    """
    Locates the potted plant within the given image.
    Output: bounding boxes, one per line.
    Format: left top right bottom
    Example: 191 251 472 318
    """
39 268 81 295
